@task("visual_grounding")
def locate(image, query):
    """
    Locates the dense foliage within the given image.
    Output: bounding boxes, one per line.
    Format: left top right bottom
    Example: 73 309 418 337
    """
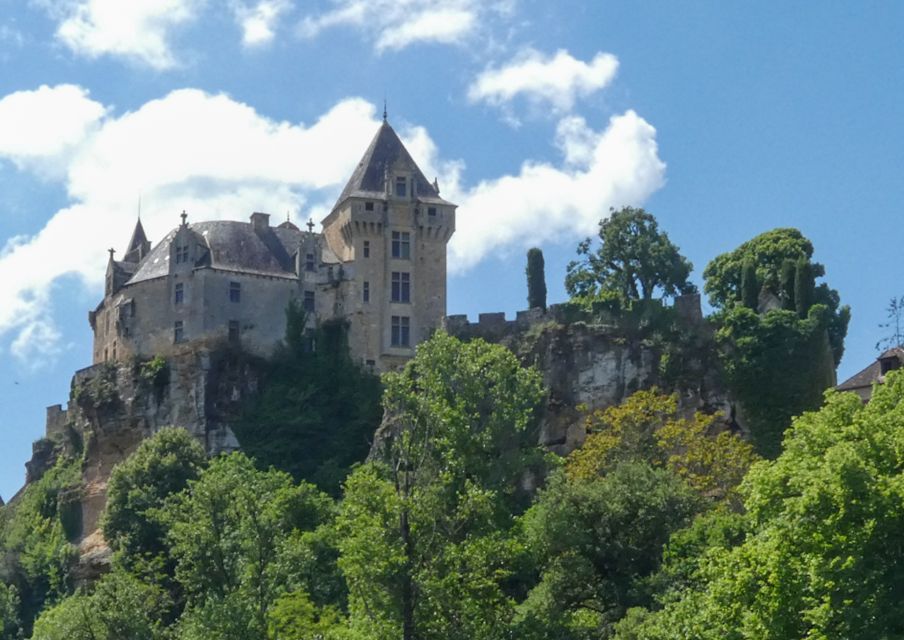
614 371 904 639
704 228 850 456
565 207 695 304
233 302 383 495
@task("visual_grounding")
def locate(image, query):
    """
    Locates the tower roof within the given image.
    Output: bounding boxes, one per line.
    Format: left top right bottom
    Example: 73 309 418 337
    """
123 218 150 263
333 120 453 210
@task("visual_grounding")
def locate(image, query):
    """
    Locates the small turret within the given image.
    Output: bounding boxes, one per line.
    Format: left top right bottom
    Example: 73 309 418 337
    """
123 218 151 263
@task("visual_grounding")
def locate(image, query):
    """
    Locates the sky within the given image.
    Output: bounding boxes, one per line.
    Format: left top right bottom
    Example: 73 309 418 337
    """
0 1 902 499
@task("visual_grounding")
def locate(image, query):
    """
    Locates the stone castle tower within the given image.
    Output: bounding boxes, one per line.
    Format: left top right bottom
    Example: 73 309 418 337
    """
90 117 456 370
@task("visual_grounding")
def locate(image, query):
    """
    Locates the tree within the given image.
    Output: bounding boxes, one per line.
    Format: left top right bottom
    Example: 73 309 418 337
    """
103 427 207 577
793 258 814 317
615 373 904 639
516 463 702 639
740 258 758 310
876 295 904 352
565 207 695 304
338 332 547 640
30 570 169 640
526 248 547 310
566 390 759 503
161 453 337 639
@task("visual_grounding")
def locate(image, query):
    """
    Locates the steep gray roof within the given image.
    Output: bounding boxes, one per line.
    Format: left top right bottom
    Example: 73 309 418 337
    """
334 120 453 208
837 347 904 392
127 220 306 284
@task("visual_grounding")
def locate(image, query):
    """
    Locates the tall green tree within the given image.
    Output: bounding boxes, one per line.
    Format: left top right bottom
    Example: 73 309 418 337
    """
337 332 547 640
616 374 904 639
160 453 338 640
103 427 207 578
740 258 758 310
526 247 548 310
565 207 695 304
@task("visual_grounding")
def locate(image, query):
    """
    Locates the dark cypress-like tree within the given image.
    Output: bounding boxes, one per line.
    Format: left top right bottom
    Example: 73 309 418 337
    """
740 258 759 310
795 258 814 318
780 259 796 311
526 247 547 310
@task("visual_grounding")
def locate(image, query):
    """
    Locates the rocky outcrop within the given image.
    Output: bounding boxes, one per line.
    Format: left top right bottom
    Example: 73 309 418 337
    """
30 344 266 583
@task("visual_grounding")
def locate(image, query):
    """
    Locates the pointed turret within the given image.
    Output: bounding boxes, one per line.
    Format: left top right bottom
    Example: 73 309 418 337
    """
332 119 451 211
123 218 151 263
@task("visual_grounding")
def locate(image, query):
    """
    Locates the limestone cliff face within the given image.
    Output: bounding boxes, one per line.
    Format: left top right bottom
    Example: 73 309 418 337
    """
445 298 732 455
33 346 264 582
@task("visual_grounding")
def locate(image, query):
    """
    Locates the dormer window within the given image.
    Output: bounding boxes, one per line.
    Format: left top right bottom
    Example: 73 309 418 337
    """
305 253 315 272
175 244 190 264
395 176 407 198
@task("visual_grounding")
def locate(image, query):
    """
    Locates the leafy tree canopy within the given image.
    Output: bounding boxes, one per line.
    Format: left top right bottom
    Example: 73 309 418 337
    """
565 207 695 304
615 373 904 640
702 228 819 310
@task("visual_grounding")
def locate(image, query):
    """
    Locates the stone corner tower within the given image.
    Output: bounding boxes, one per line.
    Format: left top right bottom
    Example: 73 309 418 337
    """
321 116 456 370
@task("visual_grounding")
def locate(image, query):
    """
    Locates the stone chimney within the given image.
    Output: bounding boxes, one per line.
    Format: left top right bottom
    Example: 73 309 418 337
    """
250 212 270 233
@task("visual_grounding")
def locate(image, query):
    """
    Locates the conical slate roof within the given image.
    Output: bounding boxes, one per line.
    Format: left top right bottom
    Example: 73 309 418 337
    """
333 120 452 209
123 218 150 263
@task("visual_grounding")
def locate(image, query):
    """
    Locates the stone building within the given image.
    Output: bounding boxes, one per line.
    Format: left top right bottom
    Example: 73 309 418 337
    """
91 116 456 370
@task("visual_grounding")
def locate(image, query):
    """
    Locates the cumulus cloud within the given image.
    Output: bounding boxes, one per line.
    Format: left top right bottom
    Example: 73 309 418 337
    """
0 84 106 173
298 0 511 52
469 49 619 114
0 85 664 367
231 0 292 47
45 0 205 69
447 112 665 271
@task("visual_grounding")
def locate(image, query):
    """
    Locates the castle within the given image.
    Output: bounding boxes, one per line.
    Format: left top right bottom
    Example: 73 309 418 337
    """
90 115 456 370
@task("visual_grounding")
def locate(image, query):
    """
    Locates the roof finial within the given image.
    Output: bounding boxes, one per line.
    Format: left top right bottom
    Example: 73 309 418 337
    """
307 218 315 233
383 98 387 123
108 247 116 261
180 210 188 227
137 195 141 221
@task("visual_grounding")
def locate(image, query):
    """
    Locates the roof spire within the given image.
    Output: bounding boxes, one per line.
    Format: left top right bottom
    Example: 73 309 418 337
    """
180 210 188 227
383 98 387 123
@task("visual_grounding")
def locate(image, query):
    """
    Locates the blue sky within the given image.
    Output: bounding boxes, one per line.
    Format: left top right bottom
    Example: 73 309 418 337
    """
0 1 902 499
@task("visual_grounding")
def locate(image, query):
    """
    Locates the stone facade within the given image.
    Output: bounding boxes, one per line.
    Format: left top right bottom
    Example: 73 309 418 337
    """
91 118 456 371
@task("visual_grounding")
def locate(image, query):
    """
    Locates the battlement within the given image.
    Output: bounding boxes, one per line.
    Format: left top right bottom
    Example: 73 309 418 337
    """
444 293 703 342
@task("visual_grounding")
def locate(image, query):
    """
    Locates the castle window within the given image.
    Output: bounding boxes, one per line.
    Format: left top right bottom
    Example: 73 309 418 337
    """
363 281 370 303
228 321 240 343
175 244 189 264
303 290 315 312
174 321 184 343
392 231 410 259
395 176 407 198
305 253 315 272
365 201 374 211
391 316 410 347
363 241 370 258
391 272 410 303
428 207 437 217
174 283 184 305
230 282 241 303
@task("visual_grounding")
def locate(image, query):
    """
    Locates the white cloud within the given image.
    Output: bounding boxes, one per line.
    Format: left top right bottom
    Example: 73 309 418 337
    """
447 111 665 271
231 0 292 48
0 84 105 173
48 0 205 69
10 316 62 371
469 49 619 114
298 0 511 52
